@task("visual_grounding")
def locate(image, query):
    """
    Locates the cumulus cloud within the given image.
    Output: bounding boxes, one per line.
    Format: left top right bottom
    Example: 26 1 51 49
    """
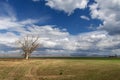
0 1 120 57
89 0 120 35
80 15 90 20
45 0 88 15
18 26 120 56
1 23 120 56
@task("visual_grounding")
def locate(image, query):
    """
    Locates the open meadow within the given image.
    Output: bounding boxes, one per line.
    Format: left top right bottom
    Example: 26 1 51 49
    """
0 58 120 80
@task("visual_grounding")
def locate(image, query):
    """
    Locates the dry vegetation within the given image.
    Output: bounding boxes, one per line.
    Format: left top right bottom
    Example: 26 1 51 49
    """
0 58 120 80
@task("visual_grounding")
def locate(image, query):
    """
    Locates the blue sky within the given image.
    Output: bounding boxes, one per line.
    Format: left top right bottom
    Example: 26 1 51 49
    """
0 0 102 34
0 0 120 57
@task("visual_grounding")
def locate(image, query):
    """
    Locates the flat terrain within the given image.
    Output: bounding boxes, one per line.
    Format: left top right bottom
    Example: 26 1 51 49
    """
0 58 120 80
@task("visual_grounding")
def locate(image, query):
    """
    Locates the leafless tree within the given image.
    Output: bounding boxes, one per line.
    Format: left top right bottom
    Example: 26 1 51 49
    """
17 34 40 59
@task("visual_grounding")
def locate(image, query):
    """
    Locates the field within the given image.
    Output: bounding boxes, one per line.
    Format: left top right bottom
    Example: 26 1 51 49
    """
0 57 120 80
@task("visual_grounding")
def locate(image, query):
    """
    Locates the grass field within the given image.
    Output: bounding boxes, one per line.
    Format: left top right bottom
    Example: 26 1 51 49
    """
0 58 120 80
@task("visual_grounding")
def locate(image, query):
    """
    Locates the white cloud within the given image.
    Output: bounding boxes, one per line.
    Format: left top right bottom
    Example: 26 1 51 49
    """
1 23 120 56
21 26 120 56
80 15 90 20
32 0 40 2
20 19 39 25
0 32 18 43
96 35 120 50
0 18 20 29
0 2 39 30
89 0 120 35
0 17 39 30
45 0 88 15
0 1 120 57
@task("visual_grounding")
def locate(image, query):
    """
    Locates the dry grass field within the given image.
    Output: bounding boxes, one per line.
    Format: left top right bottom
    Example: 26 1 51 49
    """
0 58 120 80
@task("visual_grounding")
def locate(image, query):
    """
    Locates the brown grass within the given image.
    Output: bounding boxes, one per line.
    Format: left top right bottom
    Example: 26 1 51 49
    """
0 58 120 80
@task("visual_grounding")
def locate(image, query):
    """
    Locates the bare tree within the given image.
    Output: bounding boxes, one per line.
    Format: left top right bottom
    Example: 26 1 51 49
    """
17 34 40 59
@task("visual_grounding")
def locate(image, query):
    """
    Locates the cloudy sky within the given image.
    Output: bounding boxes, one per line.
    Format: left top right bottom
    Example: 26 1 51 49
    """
0 0 120 57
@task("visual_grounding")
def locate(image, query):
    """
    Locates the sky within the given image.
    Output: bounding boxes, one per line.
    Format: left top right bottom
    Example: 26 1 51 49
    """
0 0 120 57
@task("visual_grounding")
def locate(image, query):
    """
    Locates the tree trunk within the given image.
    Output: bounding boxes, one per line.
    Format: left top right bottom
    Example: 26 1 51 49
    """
25 53 29 60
